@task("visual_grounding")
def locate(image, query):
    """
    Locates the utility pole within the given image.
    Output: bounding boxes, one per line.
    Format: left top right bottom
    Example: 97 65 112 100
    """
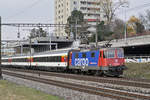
124 6 127 44
122 4 129 44
29 36 32 68
75 19 78 41
96 18 98 48
0 16 2 79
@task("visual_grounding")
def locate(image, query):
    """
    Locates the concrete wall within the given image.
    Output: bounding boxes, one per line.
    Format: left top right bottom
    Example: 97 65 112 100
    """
98 35 150 47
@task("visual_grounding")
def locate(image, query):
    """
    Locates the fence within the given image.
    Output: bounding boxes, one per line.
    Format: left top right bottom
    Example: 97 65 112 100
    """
125 56 150 63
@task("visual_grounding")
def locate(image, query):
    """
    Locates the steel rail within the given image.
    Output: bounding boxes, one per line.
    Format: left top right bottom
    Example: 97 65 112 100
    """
3 71 150 100
2 68 150 89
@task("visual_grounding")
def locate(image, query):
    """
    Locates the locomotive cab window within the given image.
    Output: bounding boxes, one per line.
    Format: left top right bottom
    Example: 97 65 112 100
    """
91 52 95 58
107 50 115 58
103 51 106 58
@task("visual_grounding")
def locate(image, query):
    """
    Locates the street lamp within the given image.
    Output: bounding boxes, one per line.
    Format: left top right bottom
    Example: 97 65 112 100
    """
122 4 129 43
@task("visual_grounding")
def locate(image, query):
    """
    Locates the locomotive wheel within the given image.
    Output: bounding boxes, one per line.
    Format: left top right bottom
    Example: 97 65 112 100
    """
95 71 104 76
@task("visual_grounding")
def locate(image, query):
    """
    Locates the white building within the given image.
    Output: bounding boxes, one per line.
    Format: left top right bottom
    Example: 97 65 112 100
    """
54 0 106 36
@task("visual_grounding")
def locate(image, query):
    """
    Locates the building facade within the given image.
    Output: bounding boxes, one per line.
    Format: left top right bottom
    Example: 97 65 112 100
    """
54 0 105 36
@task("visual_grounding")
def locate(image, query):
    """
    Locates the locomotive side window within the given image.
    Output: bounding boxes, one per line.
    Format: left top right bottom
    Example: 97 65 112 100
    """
91 52 95 58
82 53 86 58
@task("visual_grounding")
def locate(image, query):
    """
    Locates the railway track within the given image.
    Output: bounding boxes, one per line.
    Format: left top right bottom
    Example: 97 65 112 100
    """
2 70 150 100
2 68 150 89
2 68 150 99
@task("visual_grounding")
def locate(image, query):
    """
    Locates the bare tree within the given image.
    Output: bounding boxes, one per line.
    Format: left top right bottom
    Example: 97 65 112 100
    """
100 0 128 24
145 10 150 29
112 18 125 39
139 10 150 30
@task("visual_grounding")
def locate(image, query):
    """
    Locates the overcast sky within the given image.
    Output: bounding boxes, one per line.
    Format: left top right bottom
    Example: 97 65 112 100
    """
0 0 150 40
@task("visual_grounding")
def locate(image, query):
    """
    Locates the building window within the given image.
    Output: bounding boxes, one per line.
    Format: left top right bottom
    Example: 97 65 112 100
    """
80 1 86 4
58 10 60 14
74 1 77 5
74 7 77 10
80 7 86 10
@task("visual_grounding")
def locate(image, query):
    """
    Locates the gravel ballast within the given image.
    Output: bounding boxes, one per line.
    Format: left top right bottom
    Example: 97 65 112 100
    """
2 74 112 100
4 70 150 96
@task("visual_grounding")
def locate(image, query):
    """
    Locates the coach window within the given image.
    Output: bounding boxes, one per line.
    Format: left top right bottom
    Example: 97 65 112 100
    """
75 53 78 58
44 57 46 62
33 58 36 62
53 56 57 62
48 57 52 62
36 58 39 62
59 56 62 62
82 53 86 58
40 57 43 62
91 52 95 58
56 56 60 62
46 57 49 62
50 57 54 62
44 57 47 62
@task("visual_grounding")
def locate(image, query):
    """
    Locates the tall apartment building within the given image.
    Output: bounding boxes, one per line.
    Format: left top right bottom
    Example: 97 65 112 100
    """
54 0 105 36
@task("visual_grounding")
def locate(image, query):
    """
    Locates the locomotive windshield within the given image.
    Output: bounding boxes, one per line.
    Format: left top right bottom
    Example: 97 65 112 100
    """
104 49 115 58
104 48 124 58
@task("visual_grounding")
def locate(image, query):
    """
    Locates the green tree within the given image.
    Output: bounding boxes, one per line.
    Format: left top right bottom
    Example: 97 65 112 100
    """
30 28 48 39
65 10 86 40
89 21 113 42
135 22 145 33
139 10 150 30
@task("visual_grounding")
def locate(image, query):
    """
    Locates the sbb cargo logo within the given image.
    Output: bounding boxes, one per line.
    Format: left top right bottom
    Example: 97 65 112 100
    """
75 58 89 66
